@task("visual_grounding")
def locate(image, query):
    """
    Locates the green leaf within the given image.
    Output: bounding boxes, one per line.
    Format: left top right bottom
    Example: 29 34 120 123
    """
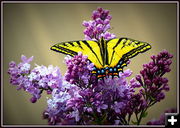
141 111 148 118
131 120 138 125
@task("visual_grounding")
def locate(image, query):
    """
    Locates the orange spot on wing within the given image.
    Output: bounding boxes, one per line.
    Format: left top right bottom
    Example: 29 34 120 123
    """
108 73 113 75
113 73 118 75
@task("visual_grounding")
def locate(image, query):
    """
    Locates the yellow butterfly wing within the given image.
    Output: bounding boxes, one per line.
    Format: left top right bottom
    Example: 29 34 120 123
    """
107 38 151 71
51 38 151 78
51 40 103 69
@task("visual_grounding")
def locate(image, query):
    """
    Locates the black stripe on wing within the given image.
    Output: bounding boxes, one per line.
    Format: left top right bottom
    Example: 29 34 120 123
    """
82 40 103 66
108 38 125 65
114 43 151 74
122 43 151 62
50 45 78 56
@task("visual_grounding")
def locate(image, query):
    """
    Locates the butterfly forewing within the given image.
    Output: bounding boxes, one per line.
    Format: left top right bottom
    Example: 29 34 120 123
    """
51 40 103 69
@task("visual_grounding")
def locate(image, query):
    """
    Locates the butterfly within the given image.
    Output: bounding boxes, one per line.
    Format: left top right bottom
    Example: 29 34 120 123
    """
50 37 151 78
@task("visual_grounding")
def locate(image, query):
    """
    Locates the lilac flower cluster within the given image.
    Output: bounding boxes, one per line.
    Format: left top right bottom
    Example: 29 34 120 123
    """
147 108 177 125
95 70 136 124
136 50 173 103
126 50 173 124
43 82 78 125
8 50 174 125
83 7 116 41
42 52 136 125
8 55 62 103
64 52 94 86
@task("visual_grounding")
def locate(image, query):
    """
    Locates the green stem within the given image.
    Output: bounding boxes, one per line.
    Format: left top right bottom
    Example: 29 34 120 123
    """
137 110 145 125
127 114 131 125
136 100 156 125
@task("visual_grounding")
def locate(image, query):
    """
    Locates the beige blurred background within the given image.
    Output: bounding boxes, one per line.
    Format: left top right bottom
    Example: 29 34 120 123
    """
3 3 177 125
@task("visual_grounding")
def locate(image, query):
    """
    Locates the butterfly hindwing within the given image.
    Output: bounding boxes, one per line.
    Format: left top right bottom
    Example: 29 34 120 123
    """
51 40 103 69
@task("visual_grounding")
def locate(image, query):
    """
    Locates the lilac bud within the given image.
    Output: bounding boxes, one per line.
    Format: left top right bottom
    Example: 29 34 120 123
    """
83 29 90 35
30 96 37 103
92 10 99 20
151 55 156 60
162 49 168 55
96 18 103 24
106 15 112 20
166 59 172 65
104 19 110 25
97 7 103 12
150 86 158 91
147 65 151 69
136 75 141 81
9 61 16 68
96 24 103 32
104 10 109 15
143 75 149 81
95 93 101 99
143 64 147 68
158 60 163 65
100 13 107 20
87 107 93 112
168 53 173 58
84 35 92 40
156 92 165 102
82 21 89 27
79 90 85 97
166 68 171 72
152 66 158 72
130 78 136 83
145 79 152 86
149 61 154 66
133 82 141 88
162 84 170 91
162 78 168 83
46 90 52 94
140 70 145 75
164 65 171 72
153 77 159 85
90 98 93 102
104 24 111 32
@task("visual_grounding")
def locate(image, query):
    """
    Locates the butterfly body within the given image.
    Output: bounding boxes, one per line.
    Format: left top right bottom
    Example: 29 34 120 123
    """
51 37 151 78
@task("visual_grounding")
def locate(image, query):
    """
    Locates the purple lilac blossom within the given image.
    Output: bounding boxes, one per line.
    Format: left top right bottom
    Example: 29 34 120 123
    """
135 50 173 103
64 52 94 86
43 51 136 125
126 50 173 124
83 7 116 41
43 86 72 124
8 55 63 103
91 69 135 124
